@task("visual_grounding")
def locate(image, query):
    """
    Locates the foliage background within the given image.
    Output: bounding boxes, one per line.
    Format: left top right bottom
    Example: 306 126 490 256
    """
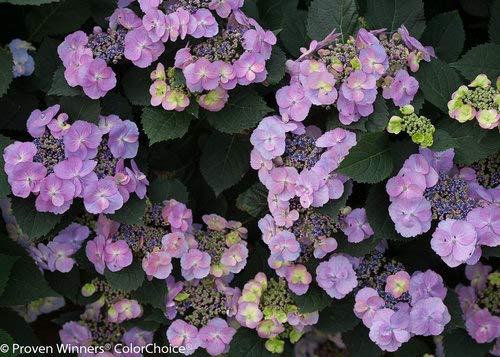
0 0 499 356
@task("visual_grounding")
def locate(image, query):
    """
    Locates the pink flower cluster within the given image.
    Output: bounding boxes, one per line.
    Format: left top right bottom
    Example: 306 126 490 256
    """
117 0 276 112
165 277 240 356
456 262 500 349
58 30 118 99
86 199 191 275
60 278 151 357
235 273 319 353
3 106 147 215
386 148 499 267
251 116 355 215
355 268 450 352
179 214 248 281
277 26 434 125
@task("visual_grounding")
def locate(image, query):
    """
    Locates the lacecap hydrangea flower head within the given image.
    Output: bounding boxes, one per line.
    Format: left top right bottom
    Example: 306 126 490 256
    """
59 278 151 356
250 115 355 215
448 74 500 130
165 276 240 355
235 272 319 354
353 249 450 352
8 39 35 78
386 148 499 267
456 262 500 350
258 204 371 296
276 26 434 125
146 0 276 112
3 106 147 215
86 199 191 276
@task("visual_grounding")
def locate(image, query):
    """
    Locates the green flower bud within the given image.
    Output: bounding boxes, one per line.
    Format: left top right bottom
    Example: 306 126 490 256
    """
400 105 414 115
350 56 361 70
265 338 285 354
81 283 96 297
411 132 424 144
289 329 304 343
387 116 403 134
174 292 190 302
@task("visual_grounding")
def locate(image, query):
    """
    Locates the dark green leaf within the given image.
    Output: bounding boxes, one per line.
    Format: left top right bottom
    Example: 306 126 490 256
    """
436 120 500 165
45 267 80 303
491 0 500 44
482 246 500 258
280 10 309 57
59 96 101 123
141 107 193 145
33 37 60 92
48 66 82 97
0 257 60 306
443 328 494 357
228 328 275 357
148 177 189 204
0 329 14 357
101 91 133 119
2 0 59 4
344 324 383 357
336 132 393 184
205 88 272 134
0 135 12 198
0 254 18 296
444 290 465 333
393 337 432 357
122 67 152 106
104 261 145 292
132 279 167 312
200 132 251 196
292 283 331 313
11 196 62 240
0 308 40 347
26 0 91 41
365 184 404 241
0 48 13 99
107 195 148 225
307 0 358 41
365 0 425 38
421 11 464 63
414 59 462 113
316 297 359 333
430 129 455 152
266 47 286 85
236 182 268 217
452 43 500 81
257 0 298 30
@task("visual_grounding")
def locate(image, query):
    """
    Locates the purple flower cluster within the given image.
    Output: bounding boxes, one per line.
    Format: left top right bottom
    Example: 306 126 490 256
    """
386 148 499 267
251 116 355 215
236 273 319 353
277 26 434 125
165 277 240 356
353 250 450 352
3 106 147 215
60 278 150 356
456 262 500 349
86 199 191 275
116 0 275 112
